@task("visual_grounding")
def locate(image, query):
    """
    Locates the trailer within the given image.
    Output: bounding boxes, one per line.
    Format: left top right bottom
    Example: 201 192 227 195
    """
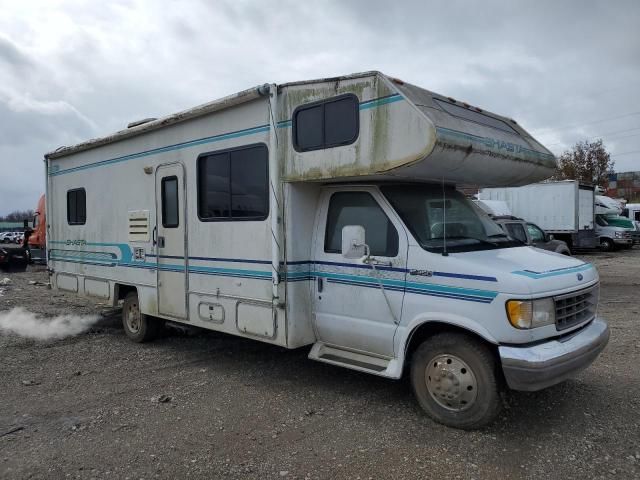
45 71 608 429
479 180 597 249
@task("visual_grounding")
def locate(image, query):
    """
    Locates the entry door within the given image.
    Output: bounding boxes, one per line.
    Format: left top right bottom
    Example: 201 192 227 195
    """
155 164 187 318
312 189 407 357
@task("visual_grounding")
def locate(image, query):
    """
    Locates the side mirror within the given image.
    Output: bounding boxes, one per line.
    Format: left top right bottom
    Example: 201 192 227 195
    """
547 234 554 241
341 225 366 259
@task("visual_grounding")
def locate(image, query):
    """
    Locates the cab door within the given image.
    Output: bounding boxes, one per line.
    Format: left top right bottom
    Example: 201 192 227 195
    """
312 188 407 357
155 163 187 319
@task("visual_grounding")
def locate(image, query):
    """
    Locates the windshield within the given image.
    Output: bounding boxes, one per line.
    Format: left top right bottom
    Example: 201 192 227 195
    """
603 214 634 229
381 185 523 253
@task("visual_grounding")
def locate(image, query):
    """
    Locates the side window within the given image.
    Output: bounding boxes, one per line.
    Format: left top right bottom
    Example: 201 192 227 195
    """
596 215 608 226
293 94 359 152
526 223 545 242
197 144 269 221
324 192 399 257
67 188 86 225
161 176 179 228
504 223 527 243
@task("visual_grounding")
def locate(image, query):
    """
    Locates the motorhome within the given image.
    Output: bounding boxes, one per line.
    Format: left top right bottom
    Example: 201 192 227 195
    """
45 71 609 429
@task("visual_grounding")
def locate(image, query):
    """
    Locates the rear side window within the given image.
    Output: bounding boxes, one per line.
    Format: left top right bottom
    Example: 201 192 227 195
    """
197 144 269 221
161 176 179 228
293 94 359 152
67 188 86 225
324 192 398 257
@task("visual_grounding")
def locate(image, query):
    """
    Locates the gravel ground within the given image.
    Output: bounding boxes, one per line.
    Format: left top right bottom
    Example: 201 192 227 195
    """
0 249 639 479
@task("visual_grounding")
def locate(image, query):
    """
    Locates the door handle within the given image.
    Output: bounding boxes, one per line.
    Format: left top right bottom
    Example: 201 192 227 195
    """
157 236 165 248
365 257 393 267
317 277 324 293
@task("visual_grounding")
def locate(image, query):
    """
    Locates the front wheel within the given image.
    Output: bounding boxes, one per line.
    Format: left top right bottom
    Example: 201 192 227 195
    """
600 238 615 252
410 333 503 429
122 291 162 342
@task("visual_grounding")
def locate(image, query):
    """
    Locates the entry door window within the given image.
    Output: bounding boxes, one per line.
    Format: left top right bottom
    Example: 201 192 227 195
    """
161 176 179 228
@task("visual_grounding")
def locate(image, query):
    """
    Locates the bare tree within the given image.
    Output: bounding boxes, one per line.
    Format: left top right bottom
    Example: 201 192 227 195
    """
553 139 614 187
0 210 35 223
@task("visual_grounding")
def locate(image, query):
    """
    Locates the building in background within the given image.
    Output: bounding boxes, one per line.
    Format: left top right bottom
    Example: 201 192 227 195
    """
606 171 640 203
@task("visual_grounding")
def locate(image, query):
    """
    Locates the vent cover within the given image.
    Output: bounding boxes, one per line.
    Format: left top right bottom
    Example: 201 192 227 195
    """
128 210 150 242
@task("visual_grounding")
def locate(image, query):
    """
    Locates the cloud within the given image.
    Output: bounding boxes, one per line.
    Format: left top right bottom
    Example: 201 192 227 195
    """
0 0 639 215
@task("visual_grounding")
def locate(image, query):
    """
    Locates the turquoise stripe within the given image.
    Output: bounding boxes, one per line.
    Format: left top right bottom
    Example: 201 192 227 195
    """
49 125 270 176
49 93 405 176
49 243 497 299
435 126 555 162
189 265 272 278
359 94 403 110
511 263 592 279
50 242 134 263
316 271 497 299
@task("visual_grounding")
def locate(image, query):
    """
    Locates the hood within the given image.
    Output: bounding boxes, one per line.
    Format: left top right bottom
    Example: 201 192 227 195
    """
452 246 597 295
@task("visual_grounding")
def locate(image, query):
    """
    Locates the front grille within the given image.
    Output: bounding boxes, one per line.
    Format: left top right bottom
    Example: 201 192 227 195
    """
554 285 598 331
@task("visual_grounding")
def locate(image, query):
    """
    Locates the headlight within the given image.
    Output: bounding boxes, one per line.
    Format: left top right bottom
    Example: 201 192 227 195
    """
506 298 556 329
614 232 623 238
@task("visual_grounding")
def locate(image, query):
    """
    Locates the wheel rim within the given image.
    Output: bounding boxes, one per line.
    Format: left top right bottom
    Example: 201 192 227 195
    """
125 301 141 334
425 354 478 411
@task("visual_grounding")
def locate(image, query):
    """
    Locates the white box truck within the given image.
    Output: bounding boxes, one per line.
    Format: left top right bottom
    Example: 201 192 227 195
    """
479 180 597 249
45 71 608 429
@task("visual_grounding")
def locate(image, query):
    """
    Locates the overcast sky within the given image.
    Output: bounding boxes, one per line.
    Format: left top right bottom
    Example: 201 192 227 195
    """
1 0 639 215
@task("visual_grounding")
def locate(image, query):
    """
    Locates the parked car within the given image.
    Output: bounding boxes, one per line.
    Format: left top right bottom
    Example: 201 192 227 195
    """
492 216 572 255
1 232 20 244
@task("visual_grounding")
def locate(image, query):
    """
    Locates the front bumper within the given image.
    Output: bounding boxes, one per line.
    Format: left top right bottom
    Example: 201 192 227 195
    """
614 237 633 245
499 317 609 391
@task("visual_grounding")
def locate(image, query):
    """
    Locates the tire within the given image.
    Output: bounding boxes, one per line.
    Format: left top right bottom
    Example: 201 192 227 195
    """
410 333 503 430
600 238 614 252
122 291 161 342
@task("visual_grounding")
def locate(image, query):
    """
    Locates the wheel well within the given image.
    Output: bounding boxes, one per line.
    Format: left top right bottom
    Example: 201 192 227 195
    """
115 283 137 301
403 322 498 376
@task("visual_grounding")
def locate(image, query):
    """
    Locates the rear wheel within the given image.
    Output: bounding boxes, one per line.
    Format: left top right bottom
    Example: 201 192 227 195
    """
410 332 502 430
122 291 161 342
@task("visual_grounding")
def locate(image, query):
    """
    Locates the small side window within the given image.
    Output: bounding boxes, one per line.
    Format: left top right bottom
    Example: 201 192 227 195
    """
293 94 359 152
324 192 398 257
161 176 179 228
67 188 86 225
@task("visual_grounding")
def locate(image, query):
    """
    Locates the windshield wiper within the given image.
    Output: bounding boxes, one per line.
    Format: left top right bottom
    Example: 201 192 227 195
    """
436 235 501 248
488 233 525 244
